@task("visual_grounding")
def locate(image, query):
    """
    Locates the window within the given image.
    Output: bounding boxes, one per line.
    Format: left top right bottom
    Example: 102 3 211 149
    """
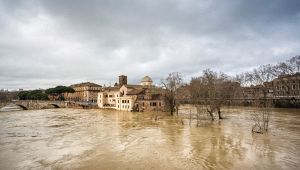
150 102 157 106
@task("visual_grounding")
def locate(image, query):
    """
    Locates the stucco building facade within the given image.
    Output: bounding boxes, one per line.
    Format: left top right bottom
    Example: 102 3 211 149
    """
272 73 300 98
97 75 165 111
64 82 102 102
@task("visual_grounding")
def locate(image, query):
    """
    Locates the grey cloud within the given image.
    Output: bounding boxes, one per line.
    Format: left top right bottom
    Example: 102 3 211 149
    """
0 0 299 90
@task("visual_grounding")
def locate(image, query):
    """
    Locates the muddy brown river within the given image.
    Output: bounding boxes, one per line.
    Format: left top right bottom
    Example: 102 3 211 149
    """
0 106 299 170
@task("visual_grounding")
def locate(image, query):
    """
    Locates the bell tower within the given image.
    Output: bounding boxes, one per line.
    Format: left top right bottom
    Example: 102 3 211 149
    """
119 75 127 86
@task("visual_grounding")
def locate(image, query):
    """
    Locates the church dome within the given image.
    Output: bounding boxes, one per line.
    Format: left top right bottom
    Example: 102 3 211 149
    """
141 76 153 83
141 76 153 86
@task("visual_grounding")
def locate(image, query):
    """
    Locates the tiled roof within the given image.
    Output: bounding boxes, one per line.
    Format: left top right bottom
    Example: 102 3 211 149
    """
71 82 102 87
124 84 144 89
276 72 300 80
127 89 145 95
103 86 120 91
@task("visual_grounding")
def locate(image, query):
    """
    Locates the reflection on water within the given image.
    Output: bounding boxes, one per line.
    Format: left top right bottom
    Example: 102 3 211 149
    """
0 106 299 170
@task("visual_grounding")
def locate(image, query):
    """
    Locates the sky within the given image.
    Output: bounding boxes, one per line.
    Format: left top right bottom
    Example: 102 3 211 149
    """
0 0 299 90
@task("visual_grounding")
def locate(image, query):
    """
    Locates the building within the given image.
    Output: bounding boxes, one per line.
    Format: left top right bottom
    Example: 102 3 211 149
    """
237 73 300 107
272 73 300 98
140 76 153 86
119 75 127 86
129 87 165 112
64 82 102 102
97 75 165 111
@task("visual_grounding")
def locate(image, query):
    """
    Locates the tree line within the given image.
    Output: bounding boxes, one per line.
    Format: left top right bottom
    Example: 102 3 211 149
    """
162 56 299 119
17 86 74 100
235 56 299 86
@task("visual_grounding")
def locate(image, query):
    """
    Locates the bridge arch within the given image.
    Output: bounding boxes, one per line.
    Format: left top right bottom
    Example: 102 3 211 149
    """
16 104 28 110
49 104 60 108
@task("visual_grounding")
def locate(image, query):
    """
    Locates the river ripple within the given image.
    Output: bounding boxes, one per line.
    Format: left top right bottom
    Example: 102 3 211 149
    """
0 107 299 170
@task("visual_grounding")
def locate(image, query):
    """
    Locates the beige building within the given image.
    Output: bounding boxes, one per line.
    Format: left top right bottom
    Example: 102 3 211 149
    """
64 82 102 102
241 85 267 99
272 73 300 98
240 73 300 100
128 87 165 112
97 75 165 111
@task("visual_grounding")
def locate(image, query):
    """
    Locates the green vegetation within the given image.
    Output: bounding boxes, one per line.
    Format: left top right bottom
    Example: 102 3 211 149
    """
45 86 75 95
16 86 74 101
17 90 49 100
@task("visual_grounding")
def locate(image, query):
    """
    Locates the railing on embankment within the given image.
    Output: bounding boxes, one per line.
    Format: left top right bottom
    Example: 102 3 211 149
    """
178 97 300 108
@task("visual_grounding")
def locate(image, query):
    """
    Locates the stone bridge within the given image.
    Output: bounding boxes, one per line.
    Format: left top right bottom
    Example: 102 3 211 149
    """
0 100 100 110
4 100 66 110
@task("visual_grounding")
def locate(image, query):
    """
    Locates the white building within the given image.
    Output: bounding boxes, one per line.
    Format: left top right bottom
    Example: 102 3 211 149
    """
97 75 154 111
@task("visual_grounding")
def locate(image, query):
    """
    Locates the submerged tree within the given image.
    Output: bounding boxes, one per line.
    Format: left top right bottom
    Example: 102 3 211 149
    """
190 69 239 120
236 63 274 133
161 72 183 116
251 100 271 134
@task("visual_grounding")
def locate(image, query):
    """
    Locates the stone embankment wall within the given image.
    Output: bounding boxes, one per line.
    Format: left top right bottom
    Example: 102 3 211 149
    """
65 101 98 109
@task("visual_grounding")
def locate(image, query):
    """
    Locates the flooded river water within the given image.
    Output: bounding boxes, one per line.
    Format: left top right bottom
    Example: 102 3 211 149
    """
0 106 299 169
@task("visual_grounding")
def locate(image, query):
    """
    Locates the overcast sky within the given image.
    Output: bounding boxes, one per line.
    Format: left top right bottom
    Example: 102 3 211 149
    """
0 0 299 90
